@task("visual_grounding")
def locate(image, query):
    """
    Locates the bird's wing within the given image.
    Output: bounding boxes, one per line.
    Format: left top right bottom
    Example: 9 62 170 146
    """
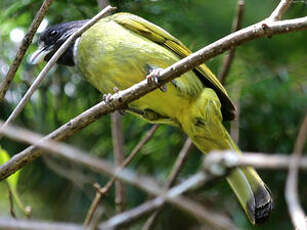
111 12 235 120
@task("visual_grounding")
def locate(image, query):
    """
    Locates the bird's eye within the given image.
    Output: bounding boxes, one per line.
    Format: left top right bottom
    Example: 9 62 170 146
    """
49 30 57 37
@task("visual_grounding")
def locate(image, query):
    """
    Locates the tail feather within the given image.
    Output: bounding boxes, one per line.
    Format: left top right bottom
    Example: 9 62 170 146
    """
226 168 256 223
179 88 273 224
226 132 273 224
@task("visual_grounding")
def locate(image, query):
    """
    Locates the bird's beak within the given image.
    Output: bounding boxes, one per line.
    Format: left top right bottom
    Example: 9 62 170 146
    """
30 45 51 64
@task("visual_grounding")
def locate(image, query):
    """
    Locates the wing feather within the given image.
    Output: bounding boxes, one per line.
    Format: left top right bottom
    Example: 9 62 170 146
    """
111 12 236 120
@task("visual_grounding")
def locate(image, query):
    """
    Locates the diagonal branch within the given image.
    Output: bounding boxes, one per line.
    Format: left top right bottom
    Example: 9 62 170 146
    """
0 122 235 230
0 173 231 230
285 114 307 230
143 138 193 230
218 0 245 84
203 151 307 170
0 15 306 181
0 5 116 137
0 0 54 101
0 217 85 230
269 0 293 21
111 112 126 213
99 172 228 230
84 183 106 226
83 124 159 226
230 86 241 144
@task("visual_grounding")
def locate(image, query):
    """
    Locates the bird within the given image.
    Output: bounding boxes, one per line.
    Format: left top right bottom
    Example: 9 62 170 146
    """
31 12 272 224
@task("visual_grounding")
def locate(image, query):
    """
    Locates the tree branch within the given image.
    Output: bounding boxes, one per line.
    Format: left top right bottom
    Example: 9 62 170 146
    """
230 87 241 144
269 0 293 21
218 0 245 84
0 5 116 137
0 217 84 230
99 173 231 230
97 0 111 14
83 124 159 225
0 122 235 229
111 112 126 213
143 138 193 230
203 151 307 171
285 114 307 230
0 0 54 101
6 184 16 218
84 183 106 226
0 172 232 230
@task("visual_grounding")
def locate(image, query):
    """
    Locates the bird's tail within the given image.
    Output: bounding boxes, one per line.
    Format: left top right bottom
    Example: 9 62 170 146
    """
224 132 273 224
179 88 273 224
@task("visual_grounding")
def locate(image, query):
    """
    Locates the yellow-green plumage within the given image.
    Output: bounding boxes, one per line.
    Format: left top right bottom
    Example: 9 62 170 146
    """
78 14 204 126
76 12 272 224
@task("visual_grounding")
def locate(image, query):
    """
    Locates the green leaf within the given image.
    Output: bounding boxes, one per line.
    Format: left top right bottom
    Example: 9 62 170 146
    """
0 146 20 190
0 146 31 217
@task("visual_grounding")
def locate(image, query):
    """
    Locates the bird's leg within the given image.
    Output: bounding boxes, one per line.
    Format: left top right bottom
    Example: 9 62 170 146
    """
145 65 167 92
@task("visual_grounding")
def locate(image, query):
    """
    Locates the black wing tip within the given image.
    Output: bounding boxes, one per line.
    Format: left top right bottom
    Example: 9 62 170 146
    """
222 108 236 121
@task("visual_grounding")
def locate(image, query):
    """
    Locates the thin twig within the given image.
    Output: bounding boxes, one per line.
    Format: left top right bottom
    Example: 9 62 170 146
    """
83 125 159 225
111 112 126 213
0 5 116 136
84 183 105 226
0 173 230 230
100 198 164 229
99 173 232 230
89 206 104 230
230 87 241 144
143 138 193 230
97 0 111 15
269 0 294 21
127 125 159 162
218 0 245 84
0 122 235 229
285 114 307 230
0 217 85 230
0 0 54 101
43 156 94 189
7 184 16 218
1 15 307 181
165 138 193 188
203 151 307 171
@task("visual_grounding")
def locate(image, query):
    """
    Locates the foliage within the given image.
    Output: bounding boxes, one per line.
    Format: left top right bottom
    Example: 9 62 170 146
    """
0 0 306 229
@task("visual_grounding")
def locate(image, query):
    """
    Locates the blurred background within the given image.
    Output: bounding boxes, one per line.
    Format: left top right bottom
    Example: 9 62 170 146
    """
0 0 306 229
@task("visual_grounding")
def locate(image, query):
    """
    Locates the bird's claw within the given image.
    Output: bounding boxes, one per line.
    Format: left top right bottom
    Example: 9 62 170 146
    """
102 93 113 104
113 87 119 93
108 87 127 116
146 69 160 85
146 68 167 93
159 84 167 92
102 87 120 103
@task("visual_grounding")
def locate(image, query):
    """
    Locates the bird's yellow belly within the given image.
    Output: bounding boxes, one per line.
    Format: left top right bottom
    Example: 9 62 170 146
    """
77 19 203 125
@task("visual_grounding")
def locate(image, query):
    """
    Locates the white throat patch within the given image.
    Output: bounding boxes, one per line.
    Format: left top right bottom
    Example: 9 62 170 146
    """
73 37 81 66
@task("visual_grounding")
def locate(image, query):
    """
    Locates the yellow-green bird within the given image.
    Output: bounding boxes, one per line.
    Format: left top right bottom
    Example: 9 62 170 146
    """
31 12 272 224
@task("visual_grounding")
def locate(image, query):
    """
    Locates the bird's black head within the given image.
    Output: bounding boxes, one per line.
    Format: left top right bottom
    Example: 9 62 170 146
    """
30 20 89 66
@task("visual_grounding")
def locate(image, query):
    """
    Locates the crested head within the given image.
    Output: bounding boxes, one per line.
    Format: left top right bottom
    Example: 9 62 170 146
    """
30 20 89 66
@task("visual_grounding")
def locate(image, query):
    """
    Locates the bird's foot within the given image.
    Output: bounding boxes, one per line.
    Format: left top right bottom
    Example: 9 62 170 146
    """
102 93 113 104
112 87 126 115
146 68 167 92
